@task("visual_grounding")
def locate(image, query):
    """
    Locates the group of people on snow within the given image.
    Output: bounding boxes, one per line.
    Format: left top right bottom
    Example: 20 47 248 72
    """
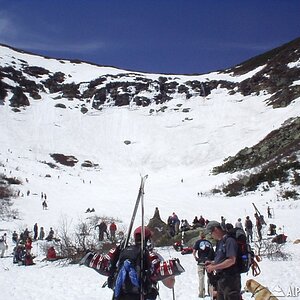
95 220 118 242
1 202 281 300
0 223 57 266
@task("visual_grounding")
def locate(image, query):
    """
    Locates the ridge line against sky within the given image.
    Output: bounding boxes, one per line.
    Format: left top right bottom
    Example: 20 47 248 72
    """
0 0 300 74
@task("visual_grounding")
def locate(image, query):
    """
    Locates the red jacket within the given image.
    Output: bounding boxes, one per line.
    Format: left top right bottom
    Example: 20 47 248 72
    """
110 223 117 232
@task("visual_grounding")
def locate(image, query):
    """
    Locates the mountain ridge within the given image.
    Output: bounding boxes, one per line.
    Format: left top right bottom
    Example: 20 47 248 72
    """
0 38 300 200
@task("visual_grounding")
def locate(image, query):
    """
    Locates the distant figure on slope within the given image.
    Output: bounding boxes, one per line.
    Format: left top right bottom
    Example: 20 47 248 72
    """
25 237 32 254
172 212 180 235
95 220 109 241
244 216 253 243
47 246 57 260
0 233 8 258
33 223 38 240
39 227 45 240
45 227 54 241
254 213 262 241
220 216 226 230
42 200 48 210
109 222 117 242
235 218 243 230
267 206 272 218
12 231 18 244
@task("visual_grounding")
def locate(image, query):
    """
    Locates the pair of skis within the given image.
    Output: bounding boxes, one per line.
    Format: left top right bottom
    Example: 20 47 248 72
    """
122 174 148 250
112 175 176 300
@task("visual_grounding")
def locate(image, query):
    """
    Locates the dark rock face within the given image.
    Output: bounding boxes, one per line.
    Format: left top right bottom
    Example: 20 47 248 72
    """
23 66 49 77
50 153 78 167
10 87 30 107
231 37 300 108
2 37 299 111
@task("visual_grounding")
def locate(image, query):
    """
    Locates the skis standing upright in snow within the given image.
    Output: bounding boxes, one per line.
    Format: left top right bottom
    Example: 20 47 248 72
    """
139 174 147 300
122 175 148 250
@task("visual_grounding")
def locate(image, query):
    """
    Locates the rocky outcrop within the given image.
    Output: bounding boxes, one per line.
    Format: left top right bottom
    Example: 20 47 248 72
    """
213 117 300 196
10 86 30 107
231 37 300 108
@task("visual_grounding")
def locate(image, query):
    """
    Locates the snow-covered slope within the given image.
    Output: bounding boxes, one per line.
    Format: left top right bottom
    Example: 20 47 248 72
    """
0 41 300 300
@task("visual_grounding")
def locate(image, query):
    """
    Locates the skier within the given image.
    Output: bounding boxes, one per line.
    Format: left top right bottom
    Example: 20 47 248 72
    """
80 226 184 300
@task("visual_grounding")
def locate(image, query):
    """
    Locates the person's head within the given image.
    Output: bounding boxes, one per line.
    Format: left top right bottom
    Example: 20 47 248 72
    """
246 216 249 220
200 231 206 239
133 226 152 244
205 220 224 240
225 223 234 232
238 218 241 222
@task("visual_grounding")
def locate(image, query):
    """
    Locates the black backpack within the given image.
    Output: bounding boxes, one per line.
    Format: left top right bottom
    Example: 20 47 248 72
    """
113 244 154 299
226 228 254 274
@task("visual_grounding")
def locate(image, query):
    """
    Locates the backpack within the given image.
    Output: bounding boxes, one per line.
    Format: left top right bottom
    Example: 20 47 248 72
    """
113 244 153 299
195 239 214 263
226 228 255 274
0 236 4 243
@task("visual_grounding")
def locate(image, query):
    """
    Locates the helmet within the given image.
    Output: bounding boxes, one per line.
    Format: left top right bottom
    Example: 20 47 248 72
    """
133 226 152 241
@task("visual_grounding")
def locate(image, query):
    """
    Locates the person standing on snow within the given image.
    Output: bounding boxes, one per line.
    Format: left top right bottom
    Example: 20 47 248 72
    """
33 223 38 240
193 231 215 298
244 216 253 243
0 233 8 258
95 220 109 241
234 218 243 230
205 221 241 300
254 213 262 241
80 226 184 300
39 227 45 240
109 222 117 242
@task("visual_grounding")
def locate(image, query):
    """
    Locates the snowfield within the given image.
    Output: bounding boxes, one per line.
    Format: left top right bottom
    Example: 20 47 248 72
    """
1 46 300 299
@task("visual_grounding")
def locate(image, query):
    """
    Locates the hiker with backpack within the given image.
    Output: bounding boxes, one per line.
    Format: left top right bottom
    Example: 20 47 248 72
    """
80 226 184 300
193 231 215 298
205 221 241 300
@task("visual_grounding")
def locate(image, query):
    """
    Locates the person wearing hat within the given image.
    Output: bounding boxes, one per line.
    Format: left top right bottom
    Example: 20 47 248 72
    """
204 221 241 300
193 231 215 298
80 226 183 300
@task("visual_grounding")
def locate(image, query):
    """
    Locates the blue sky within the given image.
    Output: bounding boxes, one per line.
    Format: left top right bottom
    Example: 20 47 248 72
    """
1 0 300 74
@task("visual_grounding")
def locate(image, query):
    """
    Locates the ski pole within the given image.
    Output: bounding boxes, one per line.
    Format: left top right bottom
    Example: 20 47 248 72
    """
140 174 146 300
172 286 176 300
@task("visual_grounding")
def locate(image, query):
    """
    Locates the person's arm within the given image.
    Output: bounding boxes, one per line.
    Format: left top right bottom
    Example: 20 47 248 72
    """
192 248 198 260
206 256 236 273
